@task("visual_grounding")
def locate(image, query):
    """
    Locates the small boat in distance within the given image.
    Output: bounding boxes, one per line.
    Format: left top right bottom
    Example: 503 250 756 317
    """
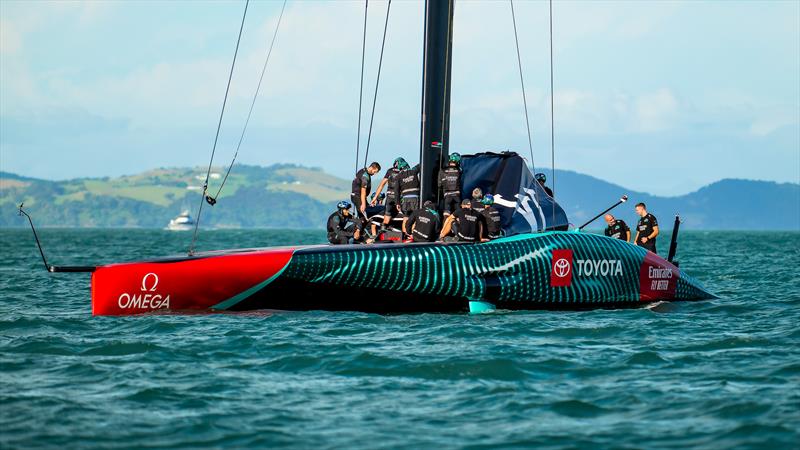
166 211 195 231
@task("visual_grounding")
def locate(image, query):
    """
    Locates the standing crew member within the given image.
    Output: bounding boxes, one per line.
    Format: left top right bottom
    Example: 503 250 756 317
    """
392 161 420 215
327 201 362 244
371 157 404 231
633 202 659 252
535 173 554 197
351 162 381 219
440 199 483 243
604 214 630 242
438 153 462 217
480 194 502 241
403 200 441 243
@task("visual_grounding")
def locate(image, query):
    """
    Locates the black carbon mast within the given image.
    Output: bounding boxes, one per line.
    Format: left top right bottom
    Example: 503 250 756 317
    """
418 0 455 204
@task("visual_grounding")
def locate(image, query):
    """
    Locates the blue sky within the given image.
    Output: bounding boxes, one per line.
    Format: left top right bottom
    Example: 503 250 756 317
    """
1 0 798 196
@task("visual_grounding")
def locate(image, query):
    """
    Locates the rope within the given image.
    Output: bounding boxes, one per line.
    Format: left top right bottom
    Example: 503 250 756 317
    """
189 0 250 256
509 0 535 170
549 0 556 223
211 0 288 202
355 0 369 174
362 0 392 168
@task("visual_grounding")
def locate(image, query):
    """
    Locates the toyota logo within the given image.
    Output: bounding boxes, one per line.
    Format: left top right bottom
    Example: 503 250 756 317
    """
553 258 571 278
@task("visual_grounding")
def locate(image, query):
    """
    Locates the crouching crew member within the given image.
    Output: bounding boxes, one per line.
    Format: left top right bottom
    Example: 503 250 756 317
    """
327 201 362 244
351 162 381 219
633 202 659 252
535 173 554 197
480 194 502 241
372 157 404 231
439 153 462 216
440 199 483 243
403 200 441 243
604 214 630 242
393 160 420 215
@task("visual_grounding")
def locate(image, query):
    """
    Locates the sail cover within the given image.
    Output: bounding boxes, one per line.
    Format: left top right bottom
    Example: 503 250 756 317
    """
460 151 569 234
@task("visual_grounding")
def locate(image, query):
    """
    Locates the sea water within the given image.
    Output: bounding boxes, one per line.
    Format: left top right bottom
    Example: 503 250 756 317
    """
1 229 798 449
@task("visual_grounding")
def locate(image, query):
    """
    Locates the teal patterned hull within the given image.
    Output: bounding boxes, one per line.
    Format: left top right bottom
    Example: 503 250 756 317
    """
230 231 714 312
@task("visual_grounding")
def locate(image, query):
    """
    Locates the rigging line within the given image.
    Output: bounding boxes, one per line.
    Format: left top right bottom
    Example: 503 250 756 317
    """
549 0 556 223
509 0 535 171
362 0 392 168
189 0 250 256
355 0 369 173
212 0 288 201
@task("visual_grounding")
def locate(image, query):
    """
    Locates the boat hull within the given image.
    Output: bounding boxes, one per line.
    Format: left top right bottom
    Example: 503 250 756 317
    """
91 232 714 315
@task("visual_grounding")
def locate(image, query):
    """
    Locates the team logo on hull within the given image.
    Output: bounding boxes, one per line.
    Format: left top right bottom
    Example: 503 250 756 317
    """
551 250 625 287
551 249 573 287
118 273 170 310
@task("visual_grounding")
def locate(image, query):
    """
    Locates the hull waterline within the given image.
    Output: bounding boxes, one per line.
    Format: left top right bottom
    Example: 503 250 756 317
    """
91 232 714 316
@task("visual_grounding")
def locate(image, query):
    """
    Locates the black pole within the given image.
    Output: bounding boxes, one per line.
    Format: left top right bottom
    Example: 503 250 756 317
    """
419 0 455 204
667 215 681 263
578 195 628 231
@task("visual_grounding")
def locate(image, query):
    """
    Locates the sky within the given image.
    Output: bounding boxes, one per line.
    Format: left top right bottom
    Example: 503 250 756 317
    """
1 0 798 196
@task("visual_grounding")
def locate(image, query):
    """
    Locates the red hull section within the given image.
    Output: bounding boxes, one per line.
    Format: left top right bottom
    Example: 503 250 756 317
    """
91 248 294 315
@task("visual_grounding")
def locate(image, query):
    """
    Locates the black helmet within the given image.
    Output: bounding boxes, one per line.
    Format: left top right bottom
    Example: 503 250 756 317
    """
423 200 436 209
337 200 352 210
535 173 547 183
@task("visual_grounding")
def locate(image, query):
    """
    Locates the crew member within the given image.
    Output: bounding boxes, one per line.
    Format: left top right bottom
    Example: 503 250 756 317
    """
470 187 484 209
327 201 362 245
535 173 554 197
603 214 630 242
351 162 381 219
480 194 502 241
440 199 483 243
403 200 441 243
371 157 404 231
392 160 420 215
633 202 659 252
438 153 462 216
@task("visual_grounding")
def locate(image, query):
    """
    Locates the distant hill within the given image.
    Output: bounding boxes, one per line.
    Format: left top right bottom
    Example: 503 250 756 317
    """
1 164 798 230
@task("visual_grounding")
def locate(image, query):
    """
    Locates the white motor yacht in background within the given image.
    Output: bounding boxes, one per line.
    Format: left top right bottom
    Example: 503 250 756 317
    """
166 211 195 231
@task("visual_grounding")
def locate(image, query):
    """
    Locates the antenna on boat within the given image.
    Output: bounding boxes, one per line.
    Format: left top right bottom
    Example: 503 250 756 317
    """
18 204 94 273
578 195 628 231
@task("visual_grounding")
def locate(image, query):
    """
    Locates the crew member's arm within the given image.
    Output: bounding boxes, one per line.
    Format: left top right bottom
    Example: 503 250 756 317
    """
633 230 639 244
478 221 485 243
643 226 659 243
360 186 367 214
626 229 631 243
440 215 455 239
371 178 388 206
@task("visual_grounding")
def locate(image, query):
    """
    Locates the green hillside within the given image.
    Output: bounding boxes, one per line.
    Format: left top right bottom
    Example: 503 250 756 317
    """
0 164 349 228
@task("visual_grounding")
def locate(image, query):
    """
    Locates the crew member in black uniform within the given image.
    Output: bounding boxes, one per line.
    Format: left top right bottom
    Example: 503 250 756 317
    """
604 214 631 242
535 173 554 197
351 162 381 219
440 199 483 243
438 153 462 217
633 202 659 252
371 157 404 231
480 194 502 241
327 201 362 245
470 187 484 209
403 200 441 243
392 160 420 215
